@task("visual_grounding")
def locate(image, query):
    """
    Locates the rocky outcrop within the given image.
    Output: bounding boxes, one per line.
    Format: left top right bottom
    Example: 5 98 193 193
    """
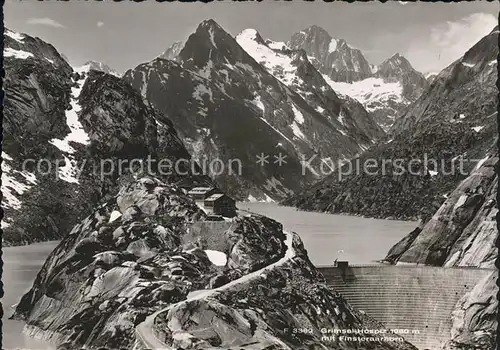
382 155 497 349
2 29 211 245
288 25 372 83
151 241 416 350
12 178 281 348
385 155 497 266
12 177 415 350
284 28 498 222
123 20 384 202
288 26 429 130
443 271 497 350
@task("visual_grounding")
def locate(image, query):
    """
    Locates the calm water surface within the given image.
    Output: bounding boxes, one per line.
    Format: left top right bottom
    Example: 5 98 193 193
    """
238 202 418 265
2 241 59 350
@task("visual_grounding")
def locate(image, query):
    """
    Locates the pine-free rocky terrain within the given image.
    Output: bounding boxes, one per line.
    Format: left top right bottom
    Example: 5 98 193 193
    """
13 177 416 350
2 19 498 350
285 26 498 223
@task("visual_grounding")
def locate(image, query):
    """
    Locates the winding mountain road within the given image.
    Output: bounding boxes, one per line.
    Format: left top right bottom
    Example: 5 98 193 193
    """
135 231 295 349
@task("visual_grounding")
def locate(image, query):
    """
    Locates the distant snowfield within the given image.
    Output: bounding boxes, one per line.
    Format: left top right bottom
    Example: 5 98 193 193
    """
236 29 302 87
237 30 311 144
246 194 275 203
322 75 404 110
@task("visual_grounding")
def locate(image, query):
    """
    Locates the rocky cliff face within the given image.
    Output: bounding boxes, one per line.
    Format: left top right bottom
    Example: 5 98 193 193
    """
383 154 498 350
288 25 372 83
2 29 211 245
158 40 184 60
385 155 497 266
3 27 80 243
393 26 498 135
284 28 498 222
444 271 497 350
123 20 383 202
150 233 416 350
288 26 429 130
375 54 428 102
13 177 416 350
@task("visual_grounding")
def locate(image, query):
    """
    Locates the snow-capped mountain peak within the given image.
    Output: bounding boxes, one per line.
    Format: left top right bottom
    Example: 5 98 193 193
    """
376 53 415 77
158 40 184 61
288 25 372 83
3 27 71 68
78 60 121 77
235 28 299 86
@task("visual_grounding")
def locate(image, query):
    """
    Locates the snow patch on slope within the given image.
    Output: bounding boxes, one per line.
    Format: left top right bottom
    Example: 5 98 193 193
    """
57 156 80 184
1 156 36 210
249 96 265 115
4 48 34 60
204 250 227 266
236 29 300 86
290 122 306 140
328 39 337 53
193 83 214 103
49 74 90 155
5 29 25 43
323 75 405 117
49 72 90 183
291 103 305 124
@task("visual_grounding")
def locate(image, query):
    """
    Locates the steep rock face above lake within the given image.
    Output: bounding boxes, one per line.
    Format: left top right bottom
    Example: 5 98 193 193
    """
2 27 211 245
284 28 498 222
14 177 416 350
385 155 497 266
383 155 498 349
124 20 384 202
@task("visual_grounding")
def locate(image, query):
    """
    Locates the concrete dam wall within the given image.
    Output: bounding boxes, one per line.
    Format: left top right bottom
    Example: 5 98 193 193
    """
317 265 492 350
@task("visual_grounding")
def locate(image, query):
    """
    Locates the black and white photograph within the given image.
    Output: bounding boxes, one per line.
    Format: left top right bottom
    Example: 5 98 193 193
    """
1 1 499 349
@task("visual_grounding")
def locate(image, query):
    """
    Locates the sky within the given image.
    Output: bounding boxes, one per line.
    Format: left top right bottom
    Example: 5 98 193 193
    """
5 1 499 74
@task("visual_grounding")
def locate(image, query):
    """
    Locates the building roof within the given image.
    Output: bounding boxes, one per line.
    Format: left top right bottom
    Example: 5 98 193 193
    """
204 193 226 202
187 187 215 195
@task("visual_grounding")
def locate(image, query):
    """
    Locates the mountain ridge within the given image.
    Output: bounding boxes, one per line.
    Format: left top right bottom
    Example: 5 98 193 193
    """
123 20 384 201
287 25 429 129
283 27 498 222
